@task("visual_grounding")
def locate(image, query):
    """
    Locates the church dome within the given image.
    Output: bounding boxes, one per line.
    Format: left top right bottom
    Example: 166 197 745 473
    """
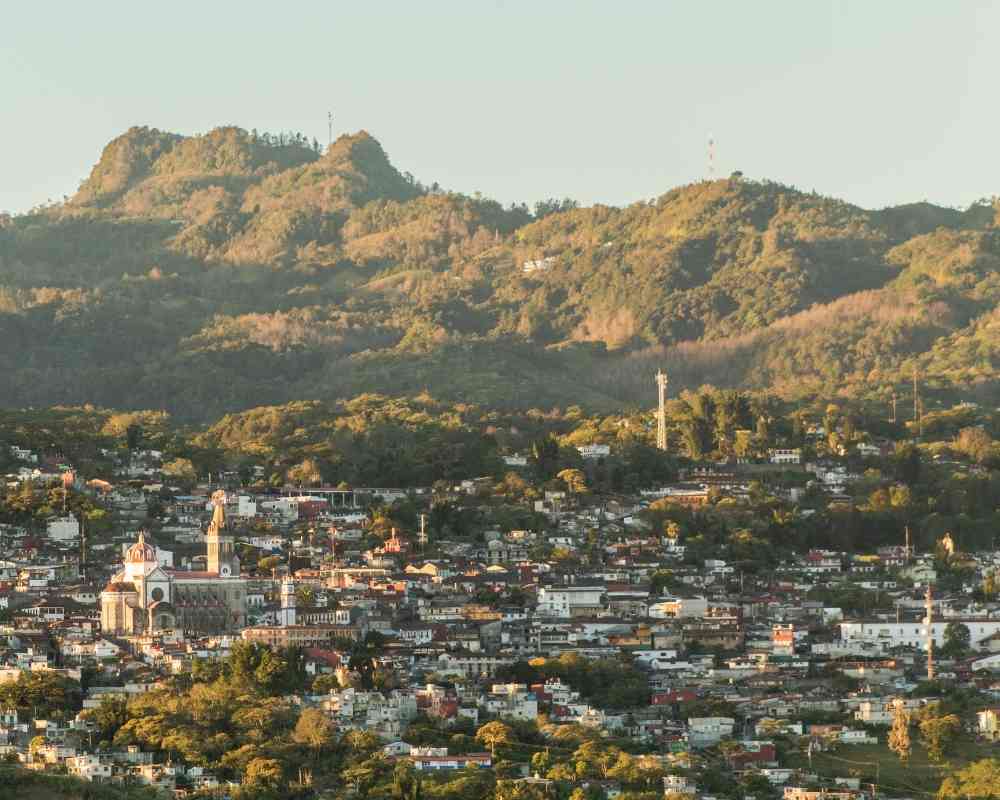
126 531 156 564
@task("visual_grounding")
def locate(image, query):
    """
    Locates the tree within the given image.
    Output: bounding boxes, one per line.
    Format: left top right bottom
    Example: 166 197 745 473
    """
126 423 143 452
530 749 551 776
984 571 997 600
919 710 960 762
942 622 971 657
82 696 128 744
295 584 316 607
530 435 560 480
476 720 513 758
556 468 587 495
287 458 322 486
939 758 1000 800
162 457 197 482
244 756 284 789
955 427 993 464
29 735 46 760
0 671 82 717
348 632 386 691
257 555 282 574
292 708 336 759
887 699 911 764
894 443 922 486
392 760 423 800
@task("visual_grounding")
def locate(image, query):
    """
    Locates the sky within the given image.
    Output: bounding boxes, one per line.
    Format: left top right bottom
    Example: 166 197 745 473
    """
2 1 998 214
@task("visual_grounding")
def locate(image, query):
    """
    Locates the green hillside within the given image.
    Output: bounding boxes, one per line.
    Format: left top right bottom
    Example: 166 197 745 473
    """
1 124 998 420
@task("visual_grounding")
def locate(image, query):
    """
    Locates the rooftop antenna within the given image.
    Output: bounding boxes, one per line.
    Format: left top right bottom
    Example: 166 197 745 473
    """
327 111 333 149
708 135 715 179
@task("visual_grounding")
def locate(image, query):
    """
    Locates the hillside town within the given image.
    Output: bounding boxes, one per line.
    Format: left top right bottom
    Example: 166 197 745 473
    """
3 403 1000 800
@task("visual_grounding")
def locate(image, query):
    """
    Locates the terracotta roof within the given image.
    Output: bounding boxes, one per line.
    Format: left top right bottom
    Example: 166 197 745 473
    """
103 582 137 593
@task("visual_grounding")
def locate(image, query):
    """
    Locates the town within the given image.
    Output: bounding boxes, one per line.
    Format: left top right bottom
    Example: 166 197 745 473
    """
2 395 1000 800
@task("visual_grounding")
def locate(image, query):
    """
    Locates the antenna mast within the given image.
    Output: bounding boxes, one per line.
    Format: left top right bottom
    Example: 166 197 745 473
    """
327 111 333 149
708 135 715 179
655 370 669 451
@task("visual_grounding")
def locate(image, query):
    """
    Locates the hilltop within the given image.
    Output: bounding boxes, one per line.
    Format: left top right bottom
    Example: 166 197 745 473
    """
0 124 998 420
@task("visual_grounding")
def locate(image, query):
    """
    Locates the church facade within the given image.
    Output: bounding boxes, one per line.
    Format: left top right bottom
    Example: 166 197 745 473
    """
101 495 247 636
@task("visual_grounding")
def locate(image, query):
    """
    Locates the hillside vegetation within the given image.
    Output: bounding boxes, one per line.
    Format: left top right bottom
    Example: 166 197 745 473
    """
1 125 999 419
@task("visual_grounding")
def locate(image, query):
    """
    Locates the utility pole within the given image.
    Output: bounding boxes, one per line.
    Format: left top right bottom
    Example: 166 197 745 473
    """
890 391 897 425
655 370 669 451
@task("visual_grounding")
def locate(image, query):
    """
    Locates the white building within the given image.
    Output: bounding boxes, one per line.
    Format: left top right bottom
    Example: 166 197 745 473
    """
687 717 736 746
484 683 538 721
577 444 611 459
648 596 708 619
840 617 1000 650
11 446 38 463
522 257 555 274
536 585 606 618
47 514 80 543
67 754 112 781
769 449 802 465
237 495 257 518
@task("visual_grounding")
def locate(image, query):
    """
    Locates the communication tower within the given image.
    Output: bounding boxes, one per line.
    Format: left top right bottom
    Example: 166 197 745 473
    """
418 514 428 549
655 370 669 451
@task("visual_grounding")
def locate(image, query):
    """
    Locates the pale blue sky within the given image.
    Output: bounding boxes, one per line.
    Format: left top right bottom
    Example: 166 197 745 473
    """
2 1 997 214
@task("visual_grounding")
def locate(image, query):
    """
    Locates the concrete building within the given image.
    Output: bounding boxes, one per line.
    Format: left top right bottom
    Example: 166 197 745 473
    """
536 585 606 618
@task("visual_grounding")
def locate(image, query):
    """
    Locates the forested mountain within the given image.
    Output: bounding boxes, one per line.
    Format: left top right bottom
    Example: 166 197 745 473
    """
1 124 998 420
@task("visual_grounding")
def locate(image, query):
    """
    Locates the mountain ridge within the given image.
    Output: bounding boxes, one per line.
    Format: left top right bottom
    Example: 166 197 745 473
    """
1 125 998 419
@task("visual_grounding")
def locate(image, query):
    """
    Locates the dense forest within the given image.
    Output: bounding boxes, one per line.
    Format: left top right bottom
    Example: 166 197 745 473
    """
1 125 999 421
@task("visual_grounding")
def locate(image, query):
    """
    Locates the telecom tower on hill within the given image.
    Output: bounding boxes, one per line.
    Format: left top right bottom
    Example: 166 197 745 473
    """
655 370 669 451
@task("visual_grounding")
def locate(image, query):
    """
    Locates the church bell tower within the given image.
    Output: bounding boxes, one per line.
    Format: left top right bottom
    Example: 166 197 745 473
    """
207 491 240 578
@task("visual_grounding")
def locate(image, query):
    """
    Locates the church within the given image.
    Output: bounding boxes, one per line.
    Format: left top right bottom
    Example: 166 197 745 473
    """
101 492 247 636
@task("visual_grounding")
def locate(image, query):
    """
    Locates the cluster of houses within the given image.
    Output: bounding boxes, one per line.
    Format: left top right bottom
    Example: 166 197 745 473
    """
4 435 1000 798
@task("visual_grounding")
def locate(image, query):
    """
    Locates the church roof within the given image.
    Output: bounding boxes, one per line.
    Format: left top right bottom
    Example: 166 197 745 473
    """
168 570 219 580
166 570 245 581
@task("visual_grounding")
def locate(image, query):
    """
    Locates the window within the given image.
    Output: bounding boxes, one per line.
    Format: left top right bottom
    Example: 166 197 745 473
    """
151 587 164 602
